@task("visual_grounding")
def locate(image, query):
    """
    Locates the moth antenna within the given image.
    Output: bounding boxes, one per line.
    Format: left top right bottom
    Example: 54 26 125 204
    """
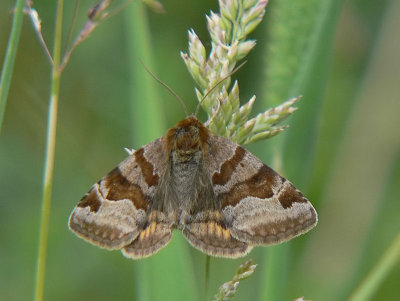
194 60 247 117
139 60 190 117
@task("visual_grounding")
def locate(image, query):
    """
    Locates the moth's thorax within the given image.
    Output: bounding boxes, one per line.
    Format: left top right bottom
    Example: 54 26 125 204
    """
167 116 210 157
174 126 200 152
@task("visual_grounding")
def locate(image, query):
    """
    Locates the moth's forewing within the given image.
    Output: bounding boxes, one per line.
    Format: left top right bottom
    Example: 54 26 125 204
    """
206 135 318 247
69 138 173 257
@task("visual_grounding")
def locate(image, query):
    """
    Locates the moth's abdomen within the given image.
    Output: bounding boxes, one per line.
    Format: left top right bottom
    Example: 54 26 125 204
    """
170 151 202 201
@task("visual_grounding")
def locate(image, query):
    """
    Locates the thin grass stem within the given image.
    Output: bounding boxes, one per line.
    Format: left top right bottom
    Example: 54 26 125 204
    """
205 255 210 301
0 0 25 133
348 233 400 301
64 0 80 53
34 1 64 300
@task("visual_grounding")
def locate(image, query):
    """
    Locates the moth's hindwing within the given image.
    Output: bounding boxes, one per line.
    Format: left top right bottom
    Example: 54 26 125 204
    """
122 210 172 259
68 137 171 258
182 210 251 258
206 135 318 247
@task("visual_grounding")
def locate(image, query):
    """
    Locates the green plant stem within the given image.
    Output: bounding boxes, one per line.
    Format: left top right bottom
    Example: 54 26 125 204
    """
205 255 210 301
34 1 64 300
261 243 288 301
0 0 25 133
348 233 400 301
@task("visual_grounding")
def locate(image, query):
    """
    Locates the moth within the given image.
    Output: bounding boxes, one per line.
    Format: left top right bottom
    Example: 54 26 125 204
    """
69 116 318 258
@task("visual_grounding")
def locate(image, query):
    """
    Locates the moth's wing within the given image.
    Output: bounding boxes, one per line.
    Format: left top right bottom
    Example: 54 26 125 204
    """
181 164 251 258
207 135 318 246
182 210 251 258
69 137 172 257
122 210 172 259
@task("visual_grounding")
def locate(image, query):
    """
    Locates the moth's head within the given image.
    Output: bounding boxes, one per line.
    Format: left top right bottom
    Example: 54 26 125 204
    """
167 116 210 153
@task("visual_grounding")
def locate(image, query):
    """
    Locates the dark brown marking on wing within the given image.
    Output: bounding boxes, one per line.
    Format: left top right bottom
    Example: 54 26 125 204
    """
135 148 159 187
220 165 277 208
103 167 149 210
277 183 307 209
77 186 101 212
212 146 246 185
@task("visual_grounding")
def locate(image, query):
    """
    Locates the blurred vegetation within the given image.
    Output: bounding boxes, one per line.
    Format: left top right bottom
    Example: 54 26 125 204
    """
0 0 399 300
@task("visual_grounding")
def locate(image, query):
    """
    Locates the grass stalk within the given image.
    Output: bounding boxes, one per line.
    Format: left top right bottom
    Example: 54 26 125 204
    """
260 0 344 299
261 244 288 301
0 0 25 133
205 255 210 300
34 1 64 300
348 233 400 301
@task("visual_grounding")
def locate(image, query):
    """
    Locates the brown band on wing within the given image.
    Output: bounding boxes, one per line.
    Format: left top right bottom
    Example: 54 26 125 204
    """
77 186 101 212
277 182 308 209
220 165 277 208
103 167 149 210
135 148 159 187
212 146 246 186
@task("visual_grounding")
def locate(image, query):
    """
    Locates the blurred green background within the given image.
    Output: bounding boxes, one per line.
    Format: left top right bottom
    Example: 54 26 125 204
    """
1 0 399 300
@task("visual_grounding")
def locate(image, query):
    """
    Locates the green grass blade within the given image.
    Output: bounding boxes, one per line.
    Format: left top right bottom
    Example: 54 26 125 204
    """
307 0 390 203
125 1 165 145
34 1 64 300
260 0 344 300
124 2 198 300
260 244 289 301
346 145 400 299
299 1 400 298
0 0 25 133
265 0 344 186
